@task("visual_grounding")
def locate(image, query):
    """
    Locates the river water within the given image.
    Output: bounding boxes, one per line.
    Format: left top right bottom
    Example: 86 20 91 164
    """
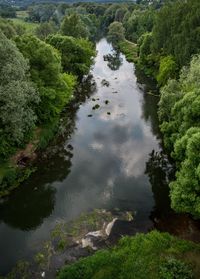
0 38 199 275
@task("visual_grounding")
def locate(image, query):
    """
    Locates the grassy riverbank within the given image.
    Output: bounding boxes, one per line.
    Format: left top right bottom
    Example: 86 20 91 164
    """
57 230 200 279
118 40 138 63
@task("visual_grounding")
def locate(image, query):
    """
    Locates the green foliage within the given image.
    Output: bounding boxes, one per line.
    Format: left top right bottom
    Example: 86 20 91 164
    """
38 119 59 150
170 129 200 217
107 21 125 45
57 231 200 279
61 13 89 39
10 18 38 35
160 258 194 279
118 39 138 63
28 4 56 23
138 32 152 60
158 55 200 217
114 7 128 22
136 0 200 82
152 0 200 67
102 4 121 30
46 34 95 77
35 21 57 40
0 4 16 18
0 32 39 159
123 8 155 43
15 35 75 123
0 18 22 39
156 56 178 87
137 32 159 77
80 13 100 40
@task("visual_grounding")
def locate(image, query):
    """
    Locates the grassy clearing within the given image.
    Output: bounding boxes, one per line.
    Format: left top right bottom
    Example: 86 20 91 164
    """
57 230 200 279
9 10 38 34
119 39 138 63
10 17 39 33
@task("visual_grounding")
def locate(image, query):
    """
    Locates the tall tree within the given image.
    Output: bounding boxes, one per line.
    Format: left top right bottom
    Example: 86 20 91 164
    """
107 21 125 45
158 55 200 217
0 32 39 158
15 35 75 123
46 34 94 78
61 13 89 39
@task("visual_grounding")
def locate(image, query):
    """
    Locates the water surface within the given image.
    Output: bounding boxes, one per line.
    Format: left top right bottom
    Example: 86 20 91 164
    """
0 38 174 275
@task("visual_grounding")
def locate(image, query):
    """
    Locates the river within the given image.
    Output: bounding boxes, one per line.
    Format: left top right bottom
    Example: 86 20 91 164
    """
0 38 199 276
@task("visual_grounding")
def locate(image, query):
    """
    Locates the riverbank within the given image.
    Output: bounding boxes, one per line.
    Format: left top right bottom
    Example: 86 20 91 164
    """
0 73 95 198
0 105 70 198
118 39 138 63
58 230 200 279
0 119 60 197
3 209 134 278
4 208 200 279
1 38 199 277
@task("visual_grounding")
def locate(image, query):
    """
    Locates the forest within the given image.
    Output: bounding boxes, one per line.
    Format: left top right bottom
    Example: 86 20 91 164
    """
0 0 200 278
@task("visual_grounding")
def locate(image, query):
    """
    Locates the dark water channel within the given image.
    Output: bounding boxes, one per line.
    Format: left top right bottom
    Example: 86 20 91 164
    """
0 38 200 275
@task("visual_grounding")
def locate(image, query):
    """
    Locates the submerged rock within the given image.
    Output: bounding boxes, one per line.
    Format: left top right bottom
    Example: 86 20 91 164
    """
101 79 110 87
92 104 100 110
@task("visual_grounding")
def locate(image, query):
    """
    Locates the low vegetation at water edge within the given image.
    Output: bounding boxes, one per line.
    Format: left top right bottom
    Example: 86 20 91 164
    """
57 230 200 279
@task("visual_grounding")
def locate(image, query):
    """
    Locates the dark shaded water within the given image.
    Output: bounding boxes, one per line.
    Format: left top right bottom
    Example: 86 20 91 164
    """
0 39 199 276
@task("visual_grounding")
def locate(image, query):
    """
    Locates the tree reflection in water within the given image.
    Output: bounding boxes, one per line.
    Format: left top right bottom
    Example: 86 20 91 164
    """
146 150 200 242
0 75 97 231
145 150 175 218
104 51 123 71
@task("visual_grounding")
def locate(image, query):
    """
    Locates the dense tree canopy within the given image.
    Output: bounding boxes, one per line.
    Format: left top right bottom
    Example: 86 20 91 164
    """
137 0 200 82
15 35 75 123
46 34 95 77
152 0 200 67
28 4 56 23
158 55 200 217
0 32 39 158
61 13 89 39
0 18 25 39
107 21 125 45
0 4 16 18
35 21 57 40
123 8 154 43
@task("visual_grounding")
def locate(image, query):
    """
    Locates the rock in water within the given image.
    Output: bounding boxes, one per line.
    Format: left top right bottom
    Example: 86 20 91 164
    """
105 218 118 236
101 79 110 87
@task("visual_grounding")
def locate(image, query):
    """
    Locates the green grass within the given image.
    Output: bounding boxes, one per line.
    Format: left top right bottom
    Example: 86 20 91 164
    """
9 10 39 34
57 231 200 279
119 39 138 63
10 18 39 33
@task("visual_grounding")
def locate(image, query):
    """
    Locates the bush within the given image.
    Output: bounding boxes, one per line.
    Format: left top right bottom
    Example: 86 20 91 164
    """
156 56 178 87
160 258 194 279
